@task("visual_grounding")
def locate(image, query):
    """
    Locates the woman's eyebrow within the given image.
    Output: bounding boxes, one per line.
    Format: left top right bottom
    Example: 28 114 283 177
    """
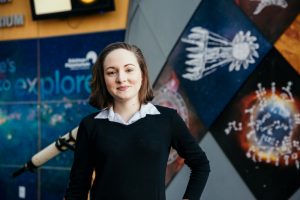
104 63 136 70
124 63 136 67
104 66 116 71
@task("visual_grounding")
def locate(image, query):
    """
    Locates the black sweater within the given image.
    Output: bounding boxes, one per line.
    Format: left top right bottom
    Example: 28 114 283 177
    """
64 106 210 200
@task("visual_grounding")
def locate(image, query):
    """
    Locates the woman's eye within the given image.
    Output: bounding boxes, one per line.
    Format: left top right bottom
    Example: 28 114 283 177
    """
107 71 116 76
126 68 134 73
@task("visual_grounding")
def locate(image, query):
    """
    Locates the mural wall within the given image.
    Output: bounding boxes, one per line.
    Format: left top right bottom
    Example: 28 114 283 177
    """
153 0 300 199
0 30 125 199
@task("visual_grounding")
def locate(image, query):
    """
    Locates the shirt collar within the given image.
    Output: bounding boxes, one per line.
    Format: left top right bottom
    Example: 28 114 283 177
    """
94 103 160 125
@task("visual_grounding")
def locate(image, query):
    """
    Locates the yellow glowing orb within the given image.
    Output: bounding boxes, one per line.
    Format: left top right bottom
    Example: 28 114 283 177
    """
80 0 95 4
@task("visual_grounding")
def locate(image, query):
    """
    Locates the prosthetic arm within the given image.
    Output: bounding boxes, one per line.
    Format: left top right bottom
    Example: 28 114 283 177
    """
12 126 79 178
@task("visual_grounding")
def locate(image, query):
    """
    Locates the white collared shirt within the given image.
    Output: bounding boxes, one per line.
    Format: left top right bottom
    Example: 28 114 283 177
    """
94 103 160 125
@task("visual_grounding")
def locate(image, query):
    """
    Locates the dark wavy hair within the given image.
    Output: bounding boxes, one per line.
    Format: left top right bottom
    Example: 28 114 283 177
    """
89 42 154 109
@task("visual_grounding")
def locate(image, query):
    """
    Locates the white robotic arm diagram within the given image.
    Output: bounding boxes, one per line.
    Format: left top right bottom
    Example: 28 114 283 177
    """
12 126 79 178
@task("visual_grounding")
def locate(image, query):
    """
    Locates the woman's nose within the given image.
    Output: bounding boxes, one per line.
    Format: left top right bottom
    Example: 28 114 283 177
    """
116 71 127 82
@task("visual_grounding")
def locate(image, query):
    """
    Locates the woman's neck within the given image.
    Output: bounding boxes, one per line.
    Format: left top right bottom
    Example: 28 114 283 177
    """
113 99 141 123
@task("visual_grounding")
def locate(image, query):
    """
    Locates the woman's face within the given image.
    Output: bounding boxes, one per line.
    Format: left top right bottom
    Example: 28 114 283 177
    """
103 48 142 105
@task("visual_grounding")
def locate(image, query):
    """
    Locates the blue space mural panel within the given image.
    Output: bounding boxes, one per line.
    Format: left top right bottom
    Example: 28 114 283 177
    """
0 40 38 102
39 30 125 101
0 103 38 165
0 167 37 200
40 168 70 200
169 0 272 127
40 101 96 167
0 30 125 199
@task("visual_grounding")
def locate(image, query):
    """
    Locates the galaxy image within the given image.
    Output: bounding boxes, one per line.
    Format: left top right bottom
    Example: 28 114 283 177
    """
210 48 300 199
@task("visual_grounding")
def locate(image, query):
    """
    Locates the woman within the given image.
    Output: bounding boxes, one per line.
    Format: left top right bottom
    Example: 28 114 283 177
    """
64 42 210 200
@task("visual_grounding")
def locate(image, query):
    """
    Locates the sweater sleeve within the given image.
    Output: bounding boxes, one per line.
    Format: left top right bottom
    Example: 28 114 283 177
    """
170 111 210 200
64 119 95 200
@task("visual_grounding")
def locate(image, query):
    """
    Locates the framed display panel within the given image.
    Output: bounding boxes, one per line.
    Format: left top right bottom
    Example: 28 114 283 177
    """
210 48 300 199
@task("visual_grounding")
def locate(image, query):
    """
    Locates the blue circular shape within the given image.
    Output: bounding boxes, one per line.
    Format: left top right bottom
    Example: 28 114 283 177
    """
255 101 293 147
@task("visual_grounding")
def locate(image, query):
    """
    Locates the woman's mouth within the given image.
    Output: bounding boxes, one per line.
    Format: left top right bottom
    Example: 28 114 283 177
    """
117 86 129 91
